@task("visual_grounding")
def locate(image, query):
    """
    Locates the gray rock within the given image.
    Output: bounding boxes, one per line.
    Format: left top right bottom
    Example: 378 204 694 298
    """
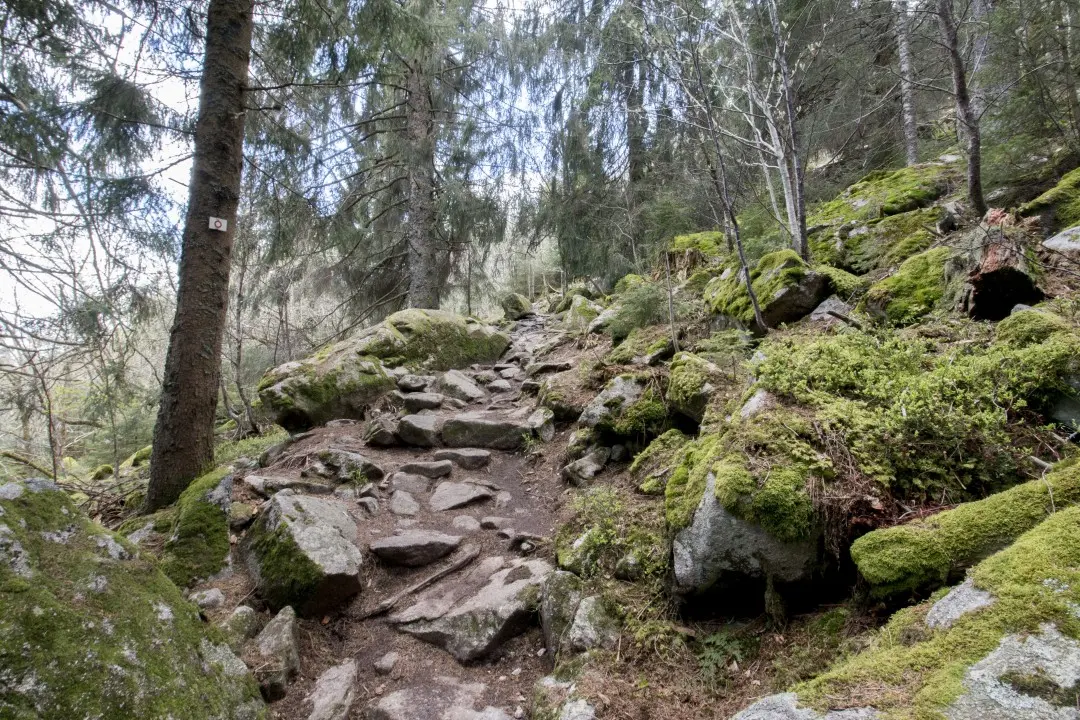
369 530 463 566
430 482 494 512
191 587 225 610
1044 225 1080 254
540 570 583 656
436 369 487 402
390 490 420 516
498 367 523 380
673 471 819 594
472 369 499 385
578 375 644 428
357 497 379 514
452 515 482 533
947 623 1080 720
433 448 492 470
525 361 573 377
810 295 854 323
560 447 610 486
245 492 363 615
528 407 555 443
521 379 541 394
398 414 443 447
244 474 334 497
559 700 597 720
926 578 996 629
396 557 553 661
481 516 511 529
224 605 263 648
565 596 619 652
402 392 445 413
501 292 534 321
732 693 879 719
364 416 400 447
373 651 399 675
400 460 454 478
398 374 435 392
740 388 778 420
305 660 358 720
318 448 387 481
253 606 301 700
488 379 513 393
441 412 535 450
367 676 512 720
391 472 432 494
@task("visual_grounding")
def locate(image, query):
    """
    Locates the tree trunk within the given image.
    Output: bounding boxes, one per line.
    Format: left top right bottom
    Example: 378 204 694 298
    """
896 0 920 165
404 57 440 309
146 0 254 510
937 0 987 216
767 0 809 260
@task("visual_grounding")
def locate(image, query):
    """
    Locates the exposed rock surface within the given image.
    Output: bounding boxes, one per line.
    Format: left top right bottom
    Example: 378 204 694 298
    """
434 448 492 469
560 447 610 486
398 414 443 447
436 369 488 402
305 660 358 720
369 530 463 566
925 578 996 629
367 676 512 720
441 411 539 450
252 605 300 700
430 482 495 512
501 292 534 320
732 694 879 719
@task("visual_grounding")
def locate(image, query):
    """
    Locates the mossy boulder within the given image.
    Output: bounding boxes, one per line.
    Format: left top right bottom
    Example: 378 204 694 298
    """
810 206 940 274
578 374 669 440
0 478 265 719
538 370 590 422
563 295 604 333
258 309 508 429
864 246 951 325
1020 165 1080 232
605 325 675 366
630 429 691 495
996 308 1073 347
808 160 959 229
703 250 832 328
159 467 233 588
501 292 533 320
612 273 647 295
851 460 1080 599
665 352 727 423
667 231 728 277
787 505 1080 719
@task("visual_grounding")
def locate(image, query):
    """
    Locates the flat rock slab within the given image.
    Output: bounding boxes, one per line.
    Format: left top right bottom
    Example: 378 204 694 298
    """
398 414 443 447
487 379 512 393
430 482 494 512
525 361 572 377
435 369 487 402
244 475 334 497
367 676 511 720
395 557 554 662
397 374 435 392
318 449 386 481
305 660 357 720
441 412 534 450
390 472 431 495
433 448 492 470
399 460 453 478
390 491 420 516
370 530 463 567
402 392 444 413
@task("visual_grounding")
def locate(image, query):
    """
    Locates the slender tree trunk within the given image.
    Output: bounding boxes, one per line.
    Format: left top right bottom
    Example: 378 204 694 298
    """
937 0 987 216
404 57 440 309
767 0 809 260
1059 3 1080 144
146 0 254 510
896 0 920 165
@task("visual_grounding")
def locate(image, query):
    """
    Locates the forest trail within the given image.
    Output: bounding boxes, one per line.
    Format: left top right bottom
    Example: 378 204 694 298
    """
200 312 582 720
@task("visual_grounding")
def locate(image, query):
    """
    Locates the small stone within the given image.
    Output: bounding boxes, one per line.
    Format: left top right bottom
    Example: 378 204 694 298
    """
499 367 523 380
430 482 494 512
229 502 257 531
390 491 420 516
481 516 511 529
357 497 379 514
397 374 434 392
374 651 399 675
452 515 482 532
488 379 512 393
190 587 225 610
402 392 444 413
524 361 572 377
223 605 262 649
364 417 400 447
369 530 463 567
473 369 499 385
253 606 300 701
397 414 443 447
399 460 454 478
305 660 358 720
521 380 541 394
433 448 492 470
560 447 610 486
390 472 432 494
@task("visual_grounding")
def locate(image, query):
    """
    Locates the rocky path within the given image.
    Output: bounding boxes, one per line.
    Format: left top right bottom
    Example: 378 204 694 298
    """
197 315 592 720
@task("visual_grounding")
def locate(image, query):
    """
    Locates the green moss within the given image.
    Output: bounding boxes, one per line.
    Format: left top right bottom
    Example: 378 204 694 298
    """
851 461 1080 598
995 308 1073 347
0 479 264 718
89 464 114 481
704 249 809 323
864 246 951 325
501 292 532 319
670 231 726 256
214 425 288 466
159 467 232 588
810 207 940 274
610 386 670 438
814 264 868 300
606 325 673 365
245 519 324 611
564 295 602 332
808 162 958 228
556 487 669 581
1020 166 1080 230
798 506 1080 718
613 273 647 295
630 429 691 480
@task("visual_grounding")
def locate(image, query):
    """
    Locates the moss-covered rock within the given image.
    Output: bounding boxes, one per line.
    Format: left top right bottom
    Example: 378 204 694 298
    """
539 370 590 422
0 478 264 719
810 206 940 274
501 292 533 320
851 460 1080 598
864 246 951 325
579 374 669 440
258 309 508 429
1020 165 1080 231
159 467 232 588
808 161 959 229
996 308 1073 347
703 250 832 328
630 429 691 495
792 505 1080 718
665 352 728 423
605 325 675 366
563 294 603 333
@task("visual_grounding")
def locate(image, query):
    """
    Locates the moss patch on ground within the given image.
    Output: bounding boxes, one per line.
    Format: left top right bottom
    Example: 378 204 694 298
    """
811 207 940 275
1020 165 1080 230
851 460 1080 598
864 246 951 325
797 506 1080 719
995 308 1073 347
0 479 264 719
630 429 692 495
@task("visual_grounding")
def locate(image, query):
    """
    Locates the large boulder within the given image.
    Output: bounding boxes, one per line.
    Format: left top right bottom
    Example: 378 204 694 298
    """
392 556 553 662
0 478 265 719
441 410 552 450
578 375 667 439
244 491 362 616
704 250 832 329
501 292 534 320
563 295 604 332
258 309 509 429
665 352 726 423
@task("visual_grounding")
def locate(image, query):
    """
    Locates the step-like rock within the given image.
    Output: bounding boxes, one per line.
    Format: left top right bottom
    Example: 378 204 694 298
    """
397 374 434 392
401 392 444 413
487 379 512 393
429 482 494 512
441 409 551 450
389 472 432 494
398 414 442 447
559 447 611 486
364 416 399 446
369 530 463 566
244 475 334 497
394 557 554 662
317 448 386 481
399 460 453 478
244 492 362 615
433 448 492 470
435 369 487 402
367 677 512 720
497 366 523 380
251 606 300 700
390 490 420 516
525 360 572 377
